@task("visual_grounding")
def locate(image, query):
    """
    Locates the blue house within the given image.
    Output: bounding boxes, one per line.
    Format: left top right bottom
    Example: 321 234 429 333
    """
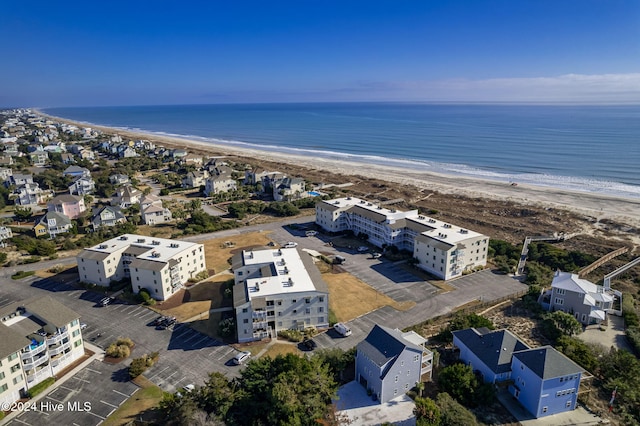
509 346 583 418
355 324 433 404
453 327 530 383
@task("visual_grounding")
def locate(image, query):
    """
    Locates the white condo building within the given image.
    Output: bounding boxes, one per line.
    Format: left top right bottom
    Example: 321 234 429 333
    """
0 297 84 407
316 197 488 280
76 234 207 301
232 247 329 343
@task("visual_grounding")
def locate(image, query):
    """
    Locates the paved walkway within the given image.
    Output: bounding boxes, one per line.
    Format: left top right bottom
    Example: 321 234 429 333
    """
580 314 632 352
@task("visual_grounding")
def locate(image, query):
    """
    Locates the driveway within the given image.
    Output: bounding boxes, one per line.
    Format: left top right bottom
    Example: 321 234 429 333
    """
335 381 416 426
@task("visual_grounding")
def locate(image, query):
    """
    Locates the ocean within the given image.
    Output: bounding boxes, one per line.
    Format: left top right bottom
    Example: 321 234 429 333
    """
44 103 640 199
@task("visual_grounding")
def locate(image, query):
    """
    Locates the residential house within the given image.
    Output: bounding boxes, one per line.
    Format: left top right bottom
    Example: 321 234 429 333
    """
454 327 585 419
76 234 207 301
29 150 49 167
204 166 237 196
0 296 84 406
119 146 137 158
0 226 13 246
68 175 96 196
543 270 614 325
14 183 49 206
62 165 91 179
355 324 433 403
232 247 329 343
33 211 72 238
182 170 209 189
2 141 20 157
109 174 130 186
0 156 14 167
0 167 13 183
79 148 95 161
47 194 86 219
91 205 127 231
111 185 142 208
509 347 583 418
8 173 33 187
316 197 489 280
452 327 530 383
181 153 203 167
60 153 75 164
273 177 307 201
171 149 188 160
141 196 172 225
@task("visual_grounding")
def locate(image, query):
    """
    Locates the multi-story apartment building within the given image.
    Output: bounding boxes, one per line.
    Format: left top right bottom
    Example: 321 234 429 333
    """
0 296 84 407
76 234 207 301
316 197 488 280
232 247 329 343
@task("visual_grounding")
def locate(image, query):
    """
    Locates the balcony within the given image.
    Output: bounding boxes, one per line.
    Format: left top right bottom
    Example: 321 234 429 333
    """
21 342 47 359
49 342 71 357
23 354 49 370
26 366 51 384
46 329 69 346
253 321 268 331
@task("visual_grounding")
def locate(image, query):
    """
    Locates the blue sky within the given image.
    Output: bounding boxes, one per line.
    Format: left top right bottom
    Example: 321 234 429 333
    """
1 0 639 107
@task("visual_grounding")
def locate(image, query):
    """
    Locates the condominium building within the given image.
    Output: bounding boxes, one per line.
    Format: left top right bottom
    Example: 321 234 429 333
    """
0 297 84 407
76 234 207 301
232 247 329 343
316 197 488 280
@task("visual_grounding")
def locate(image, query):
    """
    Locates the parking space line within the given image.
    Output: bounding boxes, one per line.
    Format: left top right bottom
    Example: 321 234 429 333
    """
100 400 118 408
73 376 91 383
148 366 171 380
112 389 130 398
190 336 208 347
46 395 64 403
133 309 150 317
183 332 201 343
87 410 106 420
86 367 102 374
129 388 139 397
59 385 76 392
11 418 32 425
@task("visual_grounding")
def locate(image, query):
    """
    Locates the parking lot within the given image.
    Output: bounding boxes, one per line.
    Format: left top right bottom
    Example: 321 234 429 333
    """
7 360 139 426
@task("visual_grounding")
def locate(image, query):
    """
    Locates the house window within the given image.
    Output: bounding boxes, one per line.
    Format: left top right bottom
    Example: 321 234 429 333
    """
566 401 572 408
305 298 311 304
242 308 248 313
293 310 297 314
305 308 310 314
74 340 82 347
243 319 248 324
542 407 548 413
292 299 297 303
395 375 398 382
277 301 282 306
0 372 4 380
556 288 565 295
0 384 7 393
401 361 404 366
414 355 419 362
318 307 324 313
10 364 20 373
72 330 80 337
13 376 22 385
319 297 324 302
394 388 398 395
405 383 409 390
554 298 564 305
8 353 18 361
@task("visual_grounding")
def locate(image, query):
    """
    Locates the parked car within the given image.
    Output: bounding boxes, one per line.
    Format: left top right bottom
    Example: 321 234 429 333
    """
305 230 318 237
183 384 195 393
357 246 369 252
301 338 317 351
371 252 382 259
334 322 352 337
80 322 87 330
150 316 166 326
232 351 251 365
284 242 298 248
333 255 346 264
100 297 113 306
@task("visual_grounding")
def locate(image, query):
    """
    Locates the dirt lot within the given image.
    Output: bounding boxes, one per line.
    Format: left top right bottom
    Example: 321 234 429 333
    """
200 231 275 274
317 260 415 322
154 273 233 322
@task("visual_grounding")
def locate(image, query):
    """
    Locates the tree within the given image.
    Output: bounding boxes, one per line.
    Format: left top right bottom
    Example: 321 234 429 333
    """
437 363 478 406
14 206 33 221
414 397 441 426
549 311 582 336
435 392 479 426
196 372 236 419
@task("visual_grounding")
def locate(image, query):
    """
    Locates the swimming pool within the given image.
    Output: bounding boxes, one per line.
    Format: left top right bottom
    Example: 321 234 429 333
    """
307 191 321 196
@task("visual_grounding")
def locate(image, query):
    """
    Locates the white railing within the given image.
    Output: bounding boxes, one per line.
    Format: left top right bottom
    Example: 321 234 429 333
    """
46 330 69 346
23 354 49 370
21 343 47 359
48 342 71 357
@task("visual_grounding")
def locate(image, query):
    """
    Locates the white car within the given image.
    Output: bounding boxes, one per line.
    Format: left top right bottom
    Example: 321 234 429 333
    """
80 323 88 330
305 230 318 237
357 246 369 252
232 351 251 365
283 242 298 248
183 384 195 393
334 322 352 337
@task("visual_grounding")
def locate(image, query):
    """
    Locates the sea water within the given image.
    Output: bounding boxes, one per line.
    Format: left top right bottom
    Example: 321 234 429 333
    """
45 103 640 198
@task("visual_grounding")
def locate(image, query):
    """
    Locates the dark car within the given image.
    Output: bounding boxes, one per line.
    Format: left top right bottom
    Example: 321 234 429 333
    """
150 316 166 326
301 338 317 351
100 297 113 306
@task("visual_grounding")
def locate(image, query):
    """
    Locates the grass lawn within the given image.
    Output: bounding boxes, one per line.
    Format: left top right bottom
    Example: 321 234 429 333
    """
102 376 164 426
200 231 274 274
155 274 233 322
262 342 301 358
323 272 415 322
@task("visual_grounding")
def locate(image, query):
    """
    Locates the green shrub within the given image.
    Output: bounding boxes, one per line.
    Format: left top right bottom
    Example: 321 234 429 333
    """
27 377 55 398
11 270 35 279
277 329 304 342
23 256 41 264
106 343 131 358
115 337 135 348
129 353 159 378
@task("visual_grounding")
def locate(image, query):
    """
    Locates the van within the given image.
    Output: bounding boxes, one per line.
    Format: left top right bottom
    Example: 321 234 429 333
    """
333 255 346 264
334 322 352 337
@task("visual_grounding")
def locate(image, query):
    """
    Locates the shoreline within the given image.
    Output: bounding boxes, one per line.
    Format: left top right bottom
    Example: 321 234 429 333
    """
38 110 640 228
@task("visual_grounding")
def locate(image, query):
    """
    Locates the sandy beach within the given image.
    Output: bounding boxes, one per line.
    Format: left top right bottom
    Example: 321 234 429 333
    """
40 111 640 231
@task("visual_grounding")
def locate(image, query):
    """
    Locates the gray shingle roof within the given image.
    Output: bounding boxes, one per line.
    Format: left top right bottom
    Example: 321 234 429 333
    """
357 324 422 369
0 324 31 359
25 296 80 329
453 328 530 375
513 346 584 380
77 249 110 261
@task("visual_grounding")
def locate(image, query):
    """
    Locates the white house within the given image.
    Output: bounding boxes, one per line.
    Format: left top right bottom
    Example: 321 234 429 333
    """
232 247 329 343
76 234 207 301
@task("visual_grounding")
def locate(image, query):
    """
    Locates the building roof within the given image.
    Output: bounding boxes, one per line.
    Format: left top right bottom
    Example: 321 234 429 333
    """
26 296 80 328
92 205 126 225
76 249 110 261
63 165 89 175
453 328 530 375
79 234 201 263
0 324 31 359
49 193 82 205
357 324 423 368
513 346 584 380
36 210 72 226
551 271 601 295
235 248 328 302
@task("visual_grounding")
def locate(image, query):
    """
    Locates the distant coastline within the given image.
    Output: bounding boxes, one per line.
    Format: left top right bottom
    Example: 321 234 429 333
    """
35 107 640 230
